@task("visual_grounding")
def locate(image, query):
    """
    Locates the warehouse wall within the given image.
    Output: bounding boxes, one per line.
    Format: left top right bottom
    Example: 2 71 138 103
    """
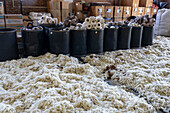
0 0 47 15
0 0 169 15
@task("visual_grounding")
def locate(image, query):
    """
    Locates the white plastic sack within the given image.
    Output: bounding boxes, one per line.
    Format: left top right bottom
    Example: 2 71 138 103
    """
154 9 170 36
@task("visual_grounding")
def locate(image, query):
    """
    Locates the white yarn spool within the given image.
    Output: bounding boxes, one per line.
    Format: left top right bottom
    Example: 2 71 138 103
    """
87 24 92 29
53 18 58 24
85 18 90 23
90 17 96 23
96 22 102 27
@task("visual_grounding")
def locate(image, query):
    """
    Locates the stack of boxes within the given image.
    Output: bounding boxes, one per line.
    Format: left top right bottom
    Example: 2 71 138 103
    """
104 6 114 19
72 0 158 22
75 2 83 19
5 14 23 36
49 0 70 22
0 2 5 28
114 6 123 21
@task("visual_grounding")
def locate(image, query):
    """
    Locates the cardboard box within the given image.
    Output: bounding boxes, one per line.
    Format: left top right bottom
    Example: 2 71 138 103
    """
123 6 132 17
62 1 69 9
76 11 83 19
104 6 114 18
0 2 4 15
139 0 153 7
132 7 138 16
50 0 60 10
121 0 139 7
91 6 105 17
145 8 152 16
51 10 61 22
62 9 69 21
151 7 158 16
5 14 23 27
114 17 122 22
138 7 145 16
75 2 83 11
69 3 73 15
114 6 123 17
0 15 5 28
47 0 51 12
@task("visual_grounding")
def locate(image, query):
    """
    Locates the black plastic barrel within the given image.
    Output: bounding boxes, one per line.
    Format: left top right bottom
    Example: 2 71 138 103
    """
104 27 118 51
141 26 154 47
49 29 70 55
21 29 44 57
0 28 18 61
117 26 132 50
87 29 104 55
70 30 87 57
130 26 143 48
39 24 56 52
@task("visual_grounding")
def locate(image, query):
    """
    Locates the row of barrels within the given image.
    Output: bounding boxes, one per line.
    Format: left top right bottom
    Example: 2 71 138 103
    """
0 25 154 61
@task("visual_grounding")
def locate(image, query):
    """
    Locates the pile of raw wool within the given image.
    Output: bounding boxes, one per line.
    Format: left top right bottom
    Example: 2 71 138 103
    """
0 57 155 111
83 36 170 112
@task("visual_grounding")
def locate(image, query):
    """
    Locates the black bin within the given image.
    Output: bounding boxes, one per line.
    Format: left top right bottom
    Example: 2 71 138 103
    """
49 29 70 55
21 28 44 57
87 29 104 55
141 26 154 47
0 28 18 61
117 26 132 50
130 26 143 48
70 30 87 57
104 27 118 51
39 24 56 52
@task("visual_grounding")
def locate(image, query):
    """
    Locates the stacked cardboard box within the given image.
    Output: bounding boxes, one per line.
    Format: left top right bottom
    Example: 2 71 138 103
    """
62 1 69 21
50 0 69 22
151 7 159 16
0 2 4 15
139 0 153 7
104 6 114 18
123 6 132 21
145 8 152 16
138 7 145 16
50 0 61 22
121 0 139 7
114 6 123 22
91 6 105 17
0 15 5 28
5 14 23 36
75 2 84 19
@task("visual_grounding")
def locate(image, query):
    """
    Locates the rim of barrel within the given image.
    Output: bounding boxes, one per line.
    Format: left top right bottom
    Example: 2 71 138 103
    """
88 29 104 31
105 27 119 30
38 23 56 27
21 28 43 32
129 26 143 29
50 29 69 33
70 29 87 31
0 28 17 33
142 25 154 28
